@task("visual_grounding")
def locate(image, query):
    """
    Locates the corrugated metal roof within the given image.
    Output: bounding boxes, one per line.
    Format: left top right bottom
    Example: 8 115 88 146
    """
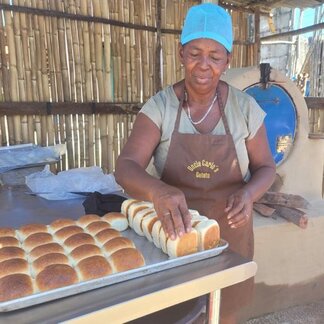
220 0 323 14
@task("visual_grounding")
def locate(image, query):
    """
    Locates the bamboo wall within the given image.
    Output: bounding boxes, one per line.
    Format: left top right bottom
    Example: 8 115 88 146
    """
0 0 260 172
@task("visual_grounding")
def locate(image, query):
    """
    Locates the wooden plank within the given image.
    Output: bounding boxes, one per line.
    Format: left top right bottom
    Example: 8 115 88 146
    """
305 97 324 109
272 205 308 229
253 203 276 217
257 191 310 209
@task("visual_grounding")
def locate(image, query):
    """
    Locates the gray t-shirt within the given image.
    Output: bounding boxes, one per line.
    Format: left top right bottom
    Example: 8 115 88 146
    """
140 84 266 182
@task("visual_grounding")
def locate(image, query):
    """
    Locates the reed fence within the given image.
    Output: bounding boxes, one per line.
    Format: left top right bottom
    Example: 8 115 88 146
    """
0 0 269 172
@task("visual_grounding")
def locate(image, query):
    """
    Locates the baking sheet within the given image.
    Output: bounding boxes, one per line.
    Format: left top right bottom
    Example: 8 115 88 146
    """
0 230 228 312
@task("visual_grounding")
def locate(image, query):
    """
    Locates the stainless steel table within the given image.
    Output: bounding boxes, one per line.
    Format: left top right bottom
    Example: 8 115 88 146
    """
0 185 257 324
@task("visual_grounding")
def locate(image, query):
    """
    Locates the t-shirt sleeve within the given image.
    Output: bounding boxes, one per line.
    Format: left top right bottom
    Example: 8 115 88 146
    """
139 95 163 129
246 96 266 140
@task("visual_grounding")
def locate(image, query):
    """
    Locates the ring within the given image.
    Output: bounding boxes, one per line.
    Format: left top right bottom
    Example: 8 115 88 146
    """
163 212 171 216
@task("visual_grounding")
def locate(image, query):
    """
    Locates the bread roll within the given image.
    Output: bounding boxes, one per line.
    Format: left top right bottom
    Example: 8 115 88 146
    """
29 243 65 262
64 233 95 252
85 221 111 236
0 247 25 263
132 209 155 236
95 228 121 246
77 214 102 227
23 232 53 252
36 264 78 292
109 248 145 272
159 228 168 254
194 219 220 251
191 215 209 227
151 220 162 248
102 237 135 256
0 227 16 238
166 229 198 258
50 218 75 232
76 256 113 280
32 253 70 276
70 244 102 264
54 225 84 242
18 223 48 240
120 199 140 216
0 274 34 302
127 202 153 228
102 212 128 231
142 213 158 242
0 236 20 248
189 209 201 218
0 258 29 279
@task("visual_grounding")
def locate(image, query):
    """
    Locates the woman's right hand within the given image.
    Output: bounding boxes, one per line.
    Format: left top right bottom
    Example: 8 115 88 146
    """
151 184 192 240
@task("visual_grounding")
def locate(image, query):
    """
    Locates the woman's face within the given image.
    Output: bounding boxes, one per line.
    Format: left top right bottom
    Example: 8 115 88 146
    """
179 38 231 94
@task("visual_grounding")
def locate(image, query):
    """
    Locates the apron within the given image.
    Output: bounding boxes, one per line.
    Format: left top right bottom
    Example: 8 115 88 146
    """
161 83 254 318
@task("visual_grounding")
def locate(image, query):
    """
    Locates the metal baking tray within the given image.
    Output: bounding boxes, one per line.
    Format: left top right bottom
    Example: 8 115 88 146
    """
0 229 228 312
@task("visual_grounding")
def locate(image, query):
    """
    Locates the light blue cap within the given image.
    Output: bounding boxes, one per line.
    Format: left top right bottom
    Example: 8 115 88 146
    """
180 3 233 52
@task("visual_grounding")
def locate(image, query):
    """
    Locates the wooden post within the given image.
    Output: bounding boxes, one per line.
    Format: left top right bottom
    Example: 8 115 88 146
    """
254 7 260 66
155 0 162 92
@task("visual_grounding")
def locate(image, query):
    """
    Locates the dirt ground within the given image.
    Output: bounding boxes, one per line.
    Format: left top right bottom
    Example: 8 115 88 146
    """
245 299 324 324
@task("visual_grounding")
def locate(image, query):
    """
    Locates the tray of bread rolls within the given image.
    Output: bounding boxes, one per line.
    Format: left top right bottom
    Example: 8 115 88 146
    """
0 199 228 312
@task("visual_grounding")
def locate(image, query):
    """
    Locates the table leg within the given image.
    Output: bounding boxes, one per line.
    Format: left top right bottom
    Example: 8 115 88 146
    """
208 289 220 324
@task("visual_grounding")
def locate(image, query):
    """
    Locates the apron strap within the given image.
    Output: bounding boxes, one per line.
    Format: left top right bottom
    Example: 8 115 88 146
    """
217 86 231 136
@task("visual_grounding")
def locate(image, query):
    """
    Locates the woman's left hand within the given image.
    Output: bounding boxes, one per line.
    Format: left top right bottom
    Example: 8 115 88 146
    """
224 188 253 228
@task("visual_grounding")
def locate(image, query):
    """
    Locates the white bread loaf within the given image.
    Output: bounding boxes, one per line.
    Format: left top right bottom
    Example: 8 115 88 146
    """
0 236 20 248
23 232 54 252
18 223 48 240
70 244 103 264
35 264 78 292
109 248 145 273
29 243 65 262
121 199 140 216
132 208 155 236
63 233 95 252
191 215 209 227
50 218 75 232
0 273 35 301
189 209 200 218
151 220 163 249
159 228 168 254
54 225 84 243
0 258 30 279
101 212 128 231
94 228 121 246
77 214 102 227
0 227 16 238
194 219 220 251
0 246 26 263
102 237 135 256
31 252 70 276
76 255 113 280
166 229 198 258
127 202 153 228
85 221 111 236
141 213 158 242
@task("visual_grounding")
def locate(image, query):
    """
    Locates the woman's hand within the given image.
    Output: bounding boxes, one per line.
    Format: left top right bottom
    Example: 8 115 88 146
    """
224 188 253 229
151 184 192 240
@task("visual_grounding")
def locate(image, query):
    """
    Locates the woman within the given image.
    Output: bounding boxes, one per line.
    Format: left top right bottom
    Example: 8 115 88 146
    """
115 3 276 323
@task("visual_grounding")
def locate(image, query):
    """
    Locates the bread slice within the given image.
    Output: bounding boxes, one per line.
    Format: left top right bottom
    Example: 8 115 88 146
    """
133 208 155 236
191 215 209 227
194 219 220 251
120 199 140 217
151 220 163 248
142 213 158 242
159 228 169 254
127 202 153 228
166 229 198 258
